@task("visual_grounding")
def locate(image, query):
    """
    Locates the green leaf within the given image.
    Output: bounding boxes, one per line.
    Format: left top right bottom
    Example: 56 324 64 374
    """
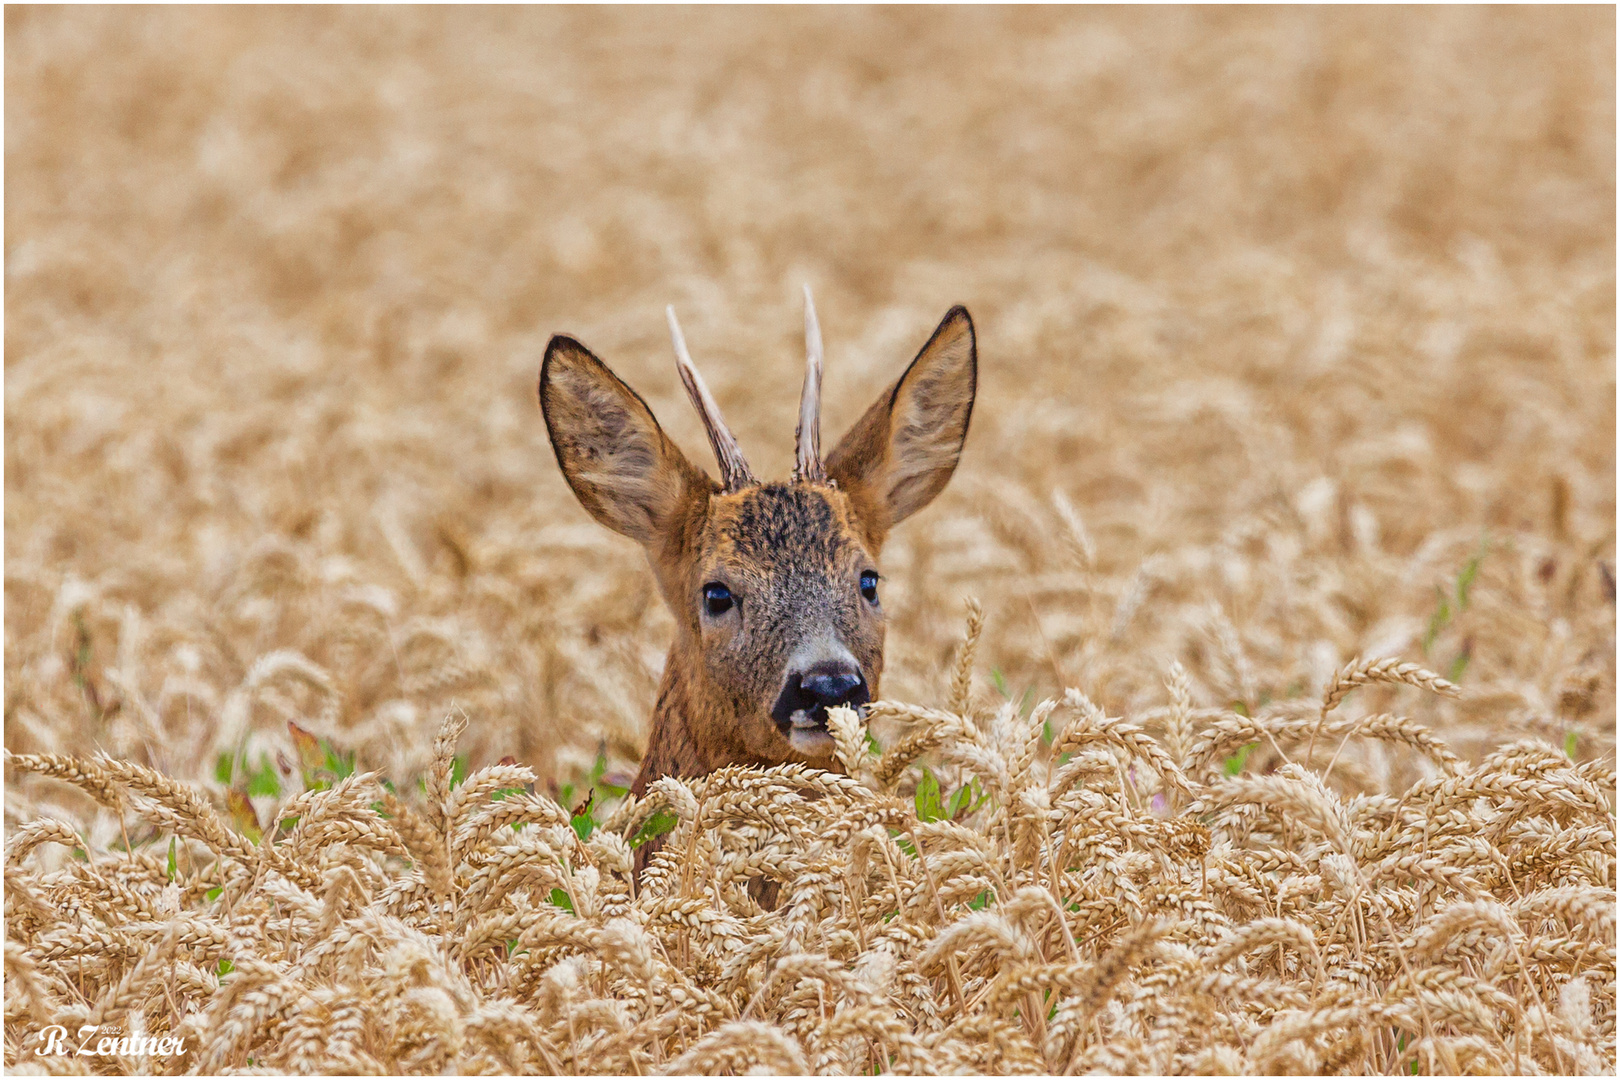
973 785 992 818
1448 645 1471 684
630 809 678 849
548 887 575 913
915 768 946 822
246 755 282 798
570 812 595 841
969 889 993 910
1396 1033 1418 1075
1565 731 1578 760
1456 558 1479 608
1223 742 1256 777
1456 536 1487 607
166 837 178 881
451 755 469 788
217 959 234 978
206 886 224 902
214 752 235 786
946 779 989 822
865 731 883 757
322 741 356 783
990 668 1009 698
1424 540 1488 654
1423 587 1451 653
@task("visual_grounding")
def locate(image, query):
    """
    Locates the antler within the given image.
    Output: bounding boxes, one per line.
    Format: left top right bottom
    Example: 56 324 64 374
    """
667 306 755 492
794 284 826 483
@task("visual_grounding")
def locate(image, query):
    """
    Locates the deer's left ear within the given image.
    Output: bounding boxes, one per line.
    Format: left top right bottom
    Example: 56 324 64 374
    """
826 306 976 546
540 335 714 547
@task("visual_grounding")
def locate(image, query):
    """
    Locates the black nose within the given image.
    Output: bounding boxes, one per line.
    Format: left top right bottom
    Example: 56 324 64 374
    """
801 672 863 705
771 663 871 732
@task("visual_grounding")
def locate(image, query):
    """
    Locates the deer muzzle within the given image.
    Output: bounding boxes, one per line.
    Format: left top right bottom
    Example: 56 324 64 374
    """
771 662 871 756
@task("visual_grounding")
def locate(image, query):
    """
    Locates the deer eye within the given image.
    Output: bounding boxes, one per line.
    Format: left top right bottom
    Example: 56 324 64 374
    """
860 570 880 605
702 582 734 617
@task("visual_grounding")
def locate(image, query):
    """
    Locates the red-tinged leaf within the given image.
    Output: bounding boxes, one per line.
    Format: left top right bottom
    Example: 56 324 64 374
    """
225 789 262 844
287 720 324 771
498 755 519 768
570 790 594 820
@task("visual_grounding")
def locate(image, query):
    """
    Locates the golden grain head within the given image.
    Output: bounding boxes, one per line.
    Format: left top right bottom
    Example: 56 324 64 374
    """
3 657 1615 1073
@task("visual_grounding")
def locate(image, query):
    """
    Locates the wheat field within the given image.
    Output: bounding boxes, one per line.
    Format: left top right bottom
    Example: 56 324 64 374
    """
4 7 1615 1075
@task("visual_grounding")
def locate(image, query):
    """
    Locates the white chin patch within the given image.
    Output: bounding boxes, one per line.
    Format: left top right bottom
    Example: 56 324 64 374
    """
788 728 836 758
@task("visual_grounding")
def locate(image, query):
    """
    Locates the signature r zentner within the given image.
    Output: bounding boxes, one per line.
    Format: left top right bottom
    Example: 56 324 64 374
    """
33 1024 186 1057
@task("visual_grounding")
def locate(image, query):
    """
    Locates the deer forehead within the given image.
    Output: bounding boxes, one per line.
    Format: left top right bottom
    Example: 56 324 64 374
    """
701 483 868 578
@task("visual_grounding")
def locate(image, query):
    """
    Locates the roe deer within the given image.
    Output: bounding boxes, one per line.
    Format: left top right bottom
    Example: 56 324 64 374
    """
539 291 975 858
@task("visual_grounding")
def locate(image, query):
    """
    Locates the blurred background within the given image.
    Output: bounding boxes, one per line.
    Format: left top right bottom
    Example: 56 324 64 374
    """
5 8 1613 828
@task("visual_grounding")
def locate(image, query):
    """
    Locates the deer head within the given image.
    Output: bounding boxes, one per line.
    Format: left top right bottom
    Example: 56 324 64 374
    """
539 292 975 788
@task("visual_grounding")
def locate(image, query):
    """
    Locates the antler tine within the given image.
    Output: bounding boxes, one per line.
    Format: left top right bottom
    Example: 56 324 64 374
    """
794 284 826 483
667 305 755 492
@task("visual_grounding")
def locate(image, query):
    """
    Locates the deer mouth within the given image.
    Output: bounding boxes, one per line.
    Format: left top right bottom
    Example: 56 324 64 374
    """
771 670 871 759
784 709 838 757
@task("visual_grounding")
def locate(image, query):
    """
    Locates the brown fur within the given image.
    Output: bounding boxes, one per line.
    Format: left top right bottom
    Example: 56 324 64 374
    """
632 482 882 783
539 305 976 862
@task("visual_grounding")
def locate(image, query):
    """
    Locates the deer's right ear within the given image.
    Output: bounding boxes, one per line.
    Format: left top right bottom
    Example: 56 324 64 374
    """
540 336 714 545
825 307 976 548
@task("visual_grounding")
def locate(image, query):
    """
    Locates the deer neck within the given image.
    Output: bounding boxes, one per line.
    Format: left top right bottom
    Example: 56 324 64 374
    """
630 646 717 797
